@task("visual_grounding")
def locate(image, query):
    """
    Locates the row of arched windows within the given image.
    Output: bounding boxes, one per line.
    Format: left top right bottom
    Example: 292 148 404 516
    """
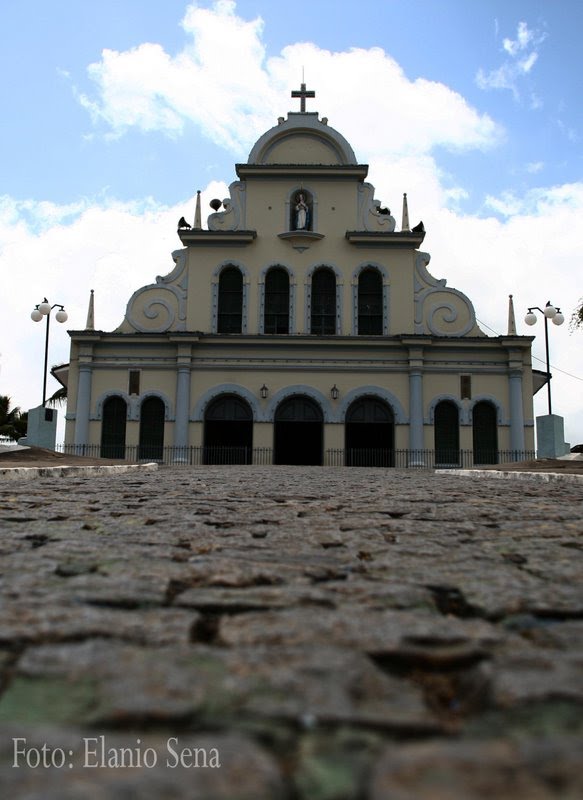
100 395 498 466
216 265 384 335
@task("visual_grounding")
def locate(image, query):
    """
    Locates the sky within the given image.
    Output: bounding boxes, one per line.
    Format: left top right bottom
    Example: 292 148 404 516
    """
1 0 582 446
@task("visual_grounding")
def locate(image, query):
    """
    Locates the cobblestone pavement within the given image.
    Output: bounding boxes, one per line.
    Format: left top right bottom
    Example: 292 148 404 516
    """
0 466 582 799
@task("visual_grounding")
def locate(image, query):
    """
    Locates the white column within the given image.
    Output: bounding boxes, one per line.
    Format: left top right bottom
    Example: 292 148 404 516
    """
508 369 525 453
409 370 424 453
73 364 92 449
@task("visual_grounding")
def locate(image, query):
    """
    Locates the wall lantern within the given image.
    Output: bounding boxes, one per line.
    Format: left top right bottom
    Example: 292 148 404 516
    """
330 384 340 400
260 384 269 399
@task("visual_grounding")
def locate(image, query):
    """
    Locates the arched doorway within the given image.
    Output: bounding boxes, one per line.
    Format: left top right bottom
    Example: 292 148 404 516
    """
204 394 253 464
274 395 323 465
101 396 127 459
473 401 498 465
434 400 460 466
345 397 394 467
139 396 165 461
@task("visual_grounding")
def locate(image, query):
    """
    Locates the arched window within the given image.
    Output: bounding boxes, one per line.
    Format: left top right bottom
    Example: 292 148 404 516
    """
139 396 165 461
310 268 336 335
264 268 290 334
358 268 383 335
204 394 253 464
217 266 243 333
473 401 498 465
434 400 460 466
100 396 127 459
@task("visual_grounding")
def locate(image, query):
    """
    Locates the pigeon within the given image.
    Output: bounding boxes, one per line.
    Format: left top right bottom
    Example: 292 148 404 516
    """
411 221 425 232
178 217 191 229
377 206 391 215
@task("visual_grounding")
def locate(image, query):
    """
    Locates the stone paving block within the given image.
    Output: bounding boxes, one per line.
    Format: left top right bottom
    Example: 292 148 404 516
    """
0 466 581 798
368 737 583 800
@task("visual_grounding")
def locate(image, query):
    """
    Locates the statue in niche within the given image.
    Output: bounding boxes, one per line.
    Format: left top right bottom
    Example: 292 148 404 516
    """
294 192 310 230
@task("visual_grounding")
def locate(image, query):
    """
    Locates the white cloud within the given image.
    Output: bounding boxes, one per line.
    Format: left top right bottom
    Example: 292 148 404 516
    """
477 20 546 101
77 1 501 159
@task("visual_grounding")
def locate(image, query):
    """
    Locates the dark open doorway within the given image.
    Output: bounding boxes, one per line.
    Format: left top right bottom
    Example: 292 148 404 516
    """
345 397 394 466
274 395 323 465
204 394 253 464
100 396 127 459
139 396 165 461
472 401 498 465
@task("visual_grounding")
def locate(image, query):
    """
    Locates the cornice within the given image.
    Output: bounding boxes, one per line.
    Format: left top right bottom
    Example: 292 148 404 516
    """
177 229 256 246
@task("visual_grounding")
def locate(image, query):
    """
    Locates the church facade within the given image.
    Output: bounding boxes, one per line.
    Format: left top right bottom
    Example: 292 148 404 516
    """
64 86 535 466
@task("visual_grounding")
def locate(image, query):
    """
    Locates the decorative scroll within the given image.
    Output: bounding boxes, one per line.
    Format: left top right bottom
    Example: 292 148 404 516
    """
414 251 483 337
357 183 396 232
208 182 246 231
123 249 187 333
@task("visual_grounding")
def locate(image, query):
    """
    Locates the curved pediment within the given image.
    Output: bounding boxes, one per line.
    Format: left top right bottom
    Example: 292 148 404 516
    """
247 112 357 166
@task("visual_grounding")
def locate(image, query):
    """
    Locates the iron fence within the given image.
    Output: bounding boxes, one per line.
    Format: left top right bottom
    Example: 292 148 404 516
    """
58 443 535 469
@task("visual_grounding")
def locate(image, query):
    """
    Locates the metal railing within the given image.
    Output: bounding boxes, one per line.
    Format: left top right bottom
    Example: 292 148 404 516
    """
58 443 535 469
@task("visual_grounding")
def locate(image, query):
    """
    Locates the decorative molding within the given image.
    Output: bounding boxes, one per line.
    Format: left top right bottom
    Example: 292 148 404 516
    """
264 385 333 423
337 386 408 425
469 395 506 426
138 391 174 421
93 391 131 421
191 384 262 422
427 395 469 426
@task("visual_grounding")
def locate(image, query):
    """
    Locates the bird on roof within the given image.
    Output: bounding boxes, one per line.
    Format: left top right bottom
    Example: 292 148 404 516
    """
411 221 425 232
178 217 191 229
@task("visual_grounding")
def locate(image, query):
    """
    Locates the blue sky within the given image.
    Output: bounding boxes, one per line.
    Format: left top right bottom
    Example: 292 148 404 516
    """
1 0 582 443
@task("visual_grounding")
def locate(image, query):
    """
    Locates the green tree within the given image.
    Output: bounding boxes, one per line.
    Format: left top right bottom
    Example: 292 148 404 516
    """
0 396 28 441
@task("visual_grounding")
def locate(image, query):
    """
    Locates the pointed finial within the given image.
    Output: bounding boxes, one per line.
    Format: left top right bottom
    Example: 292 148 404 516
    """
85 289 95 331
194 190 202 230
507 294 517 335
401 193 410 232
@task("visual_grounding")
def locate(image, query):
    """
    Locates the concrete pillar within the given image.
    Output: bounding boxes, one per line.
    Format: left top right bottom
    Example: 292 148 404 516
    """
73 364 92 449
508 369 525 454
174 366 191 452
409 369 425 459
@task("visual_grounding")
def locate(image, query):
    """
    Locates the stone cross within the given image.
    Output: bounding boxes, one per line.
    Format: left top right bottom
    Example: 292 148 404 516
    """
291 82 315 112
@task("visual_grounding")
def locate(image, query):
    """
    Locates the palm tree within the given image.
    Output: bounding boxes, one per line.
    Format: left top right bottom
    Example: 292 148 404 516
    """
0 396 28 442
570 297 583 331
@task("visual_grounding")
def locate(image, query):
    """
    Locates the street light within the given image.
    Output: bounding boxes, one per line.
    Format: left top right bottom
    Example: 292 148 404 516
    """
524 300 564 415
31 298 68 406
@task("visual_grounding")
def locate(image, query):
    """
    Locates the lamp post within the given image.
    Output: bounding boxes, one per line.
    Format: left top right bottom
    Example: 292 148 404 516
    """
524 301 564 415
31 298 68 406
